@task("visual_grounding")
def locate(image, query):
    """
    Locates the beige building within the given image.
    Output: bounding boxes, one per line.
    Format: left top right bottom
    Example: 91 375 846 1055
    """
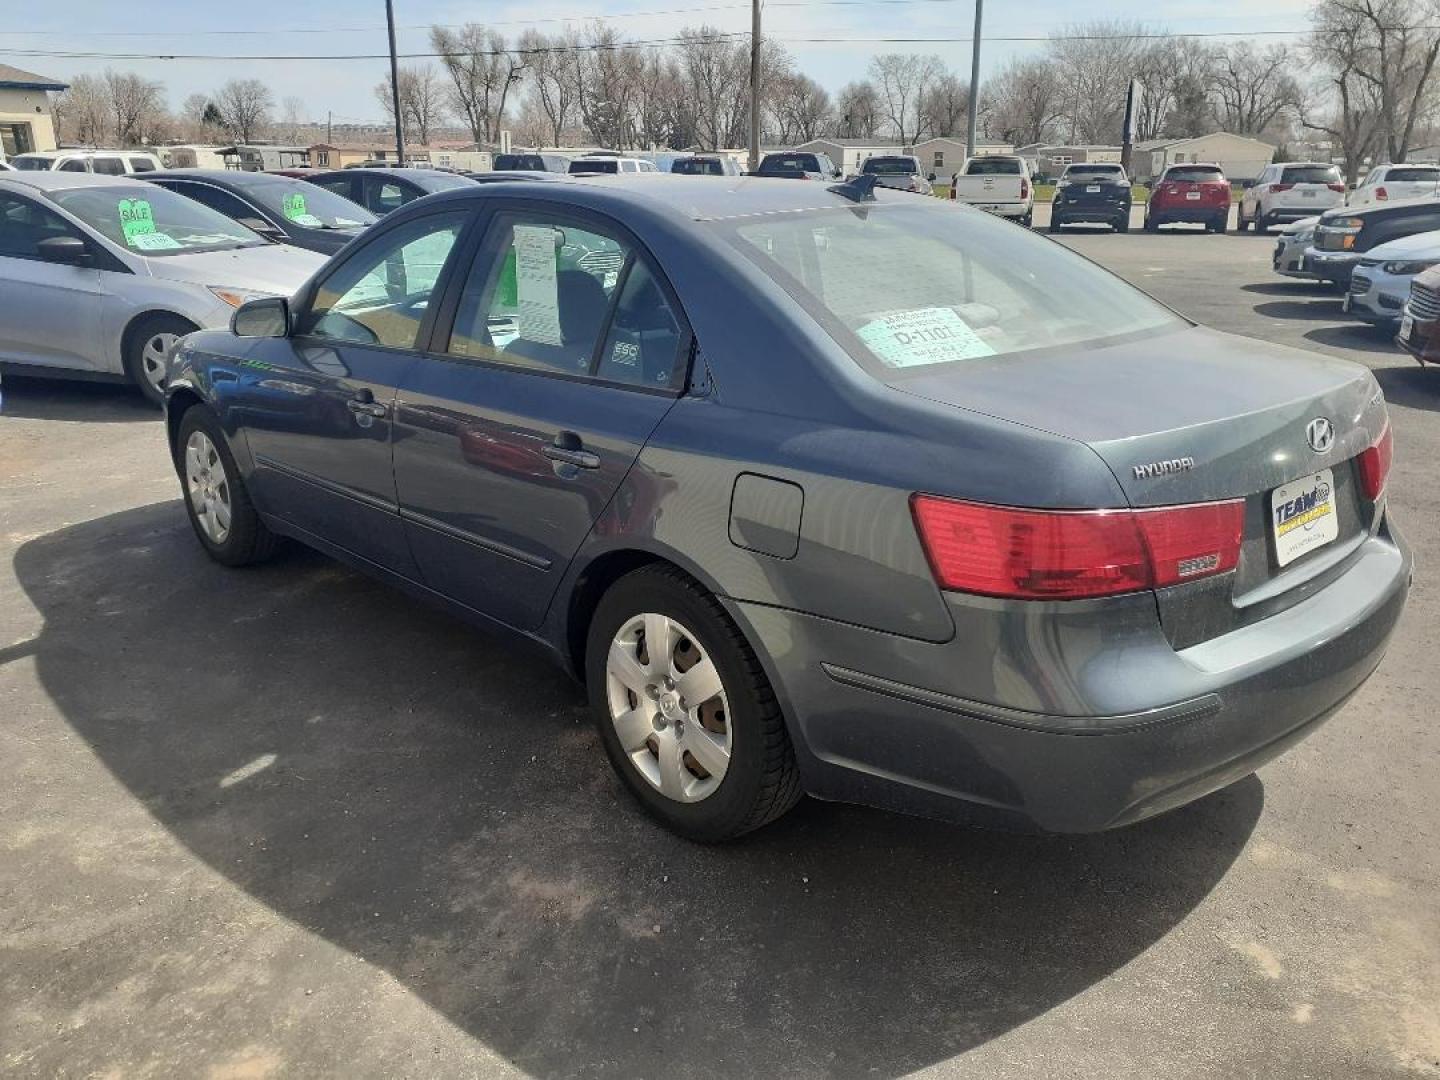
912 137 1015 178
1134 132 1277 183
0 64 66 160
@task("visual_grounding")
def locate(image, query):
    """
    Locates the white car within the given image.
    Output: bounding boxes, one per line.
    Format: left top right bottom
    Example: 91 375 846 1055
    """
567 156 658 175
949 154 1034 226
1348 163 1440 207
1343 228 1440 325
10 148 163 175
0 171 326 403
1239 162 1345 231
1272 216 1323 278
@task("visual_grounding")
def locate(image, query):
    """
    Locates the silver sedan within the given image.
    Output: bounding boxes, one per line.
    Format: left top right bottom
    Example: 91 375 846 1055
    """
0 171 325 403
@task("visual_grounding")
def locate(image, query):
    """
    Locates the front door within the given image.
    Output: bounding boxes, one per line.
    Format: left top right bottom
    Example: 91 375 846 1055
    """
0 190 106 373
392 206 690 630
237 207 471 576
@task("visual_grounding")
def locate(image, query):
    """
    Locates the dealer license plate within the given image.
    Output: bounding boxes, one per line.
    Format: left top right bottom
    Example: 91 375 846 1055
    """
1086 184 1100 193
1400 313 1414 341
1185 191 1201 200
1271 468 1339 567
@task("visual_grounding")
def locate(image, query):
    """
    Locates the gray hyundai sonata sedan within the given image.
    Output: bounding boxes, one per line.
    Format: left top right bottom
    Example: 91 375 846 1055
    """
163 175 1410 841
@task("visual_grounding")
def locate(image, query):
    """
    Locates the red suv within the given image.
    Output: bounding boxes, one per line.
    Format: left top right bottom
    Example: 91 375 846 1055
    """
1144 163 1232 233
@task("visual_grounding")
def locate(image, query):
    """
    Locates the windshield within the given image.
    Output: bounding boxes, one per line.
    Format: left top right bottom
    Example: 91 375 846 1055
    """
1386 167 1440 183
673 158 723 175
1281 165 1341 185
965 158 1022 175
761 155 818 173
246 179 375 229
721 204 1182 374
863 158 919 175
12 156 54 171
1165 166 1224 182
50 184 264 255
1064 166 1124 181
494 154 542 170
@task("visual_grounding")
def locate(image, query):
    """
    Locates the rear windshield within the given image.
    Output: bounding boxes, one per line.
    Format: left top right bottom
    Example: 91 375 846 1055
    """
1386 167 1440 182
494 154 542 171
1165 166 1224 182
965 158 1022 175
570 159 618 174
760 154 819 173
1064 166 1125 181
243 178 376 229
49 184 264 255
863 158 920 175
1281 165 1341 184
672 158 723 175
720 203 1182 374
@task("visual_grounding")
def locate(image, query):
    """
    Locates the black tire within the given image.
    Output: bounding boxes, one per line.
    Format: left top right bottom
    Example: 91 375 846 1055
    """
1257 212 1272 233
1144 214 1159 233
1048 216 1062 234
124 313 196 407
586 565 801 842
174 404 279 567
1237 209 1251 232
1212 213 1228 234
1021 211 1033 228
1114 213 1130 233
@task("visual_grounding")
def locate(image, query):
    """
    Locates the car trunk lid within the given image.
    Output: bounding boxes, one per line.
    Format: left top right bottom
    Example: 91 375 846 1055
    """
890 325 1389 644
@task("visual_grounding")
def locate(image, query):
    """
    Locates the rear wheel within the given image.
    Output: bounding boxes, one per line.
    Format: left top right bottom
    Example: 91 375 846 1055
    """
1257 212 1273 232
124 313 196 407
1048 216 1062 234
1212 213 1228 234
176 404 278 567
1021 210 1033 228
1237 208 1251 232
1144 214 1159 233
1114 213 1130 233
586 565 801 841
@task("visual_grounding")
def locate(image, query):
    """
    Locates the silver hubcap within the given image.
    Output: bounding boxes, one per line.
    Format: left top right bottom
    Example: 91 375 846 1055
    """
184 430 232 544
140 332 179 394
606 613 731 803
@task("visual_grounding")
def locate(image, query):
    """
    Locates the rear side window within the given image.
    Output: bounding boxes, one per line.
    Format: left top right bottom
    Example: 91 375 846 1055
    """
1280 165 1341 185
1166 166 1224 182
91 157 126 176
128 157 156 173
1385 167 1440 182
59 159 88 172
966 158 1022 175
762 155 819 173
864 158 920 175
672 158 722 175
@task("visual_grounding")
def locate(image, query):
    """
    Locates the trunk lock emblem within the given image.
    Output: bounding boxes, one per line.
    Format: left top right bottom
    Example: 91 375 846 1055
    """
1306 417 1335 454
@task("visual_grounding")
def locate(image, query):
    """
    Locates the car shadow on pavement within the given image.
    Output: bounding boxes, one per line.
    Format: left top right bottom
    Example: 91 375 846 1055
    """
1302 323 1400 350
1372 363 1440 413
0 375 158 423
1240 281 1338 297
10 503 1264 1079
1252 299 1347 321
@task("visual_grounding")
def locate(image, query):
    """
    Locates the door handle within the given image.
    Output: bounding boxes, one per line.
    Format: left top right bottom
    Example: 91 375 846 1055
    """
347 389 388 418
543 431 599 469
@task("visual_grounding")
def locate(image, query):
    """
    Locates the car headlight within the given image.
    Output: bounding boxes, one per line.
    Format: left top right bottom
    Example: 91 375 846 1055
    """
207 286 276 309
1381 259 1437 275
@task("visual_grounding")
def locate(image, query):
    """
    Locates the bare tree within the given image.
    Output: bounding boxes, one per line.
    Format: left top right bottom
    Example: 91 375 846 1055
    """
918 73 968 139
675 26 752 149
214 78 273 143
1304 15 1385 183
1049 21 1153 144
104 69 165 146
430 24 525 143
869 53 944 146
981 57 1065 146
376 65 447 146
834 80 882 139
1311 0 1440 162
1133 36 1217 139
772 73 831 144
53 73 111 146
518 28 580 147
1210 43 1302 136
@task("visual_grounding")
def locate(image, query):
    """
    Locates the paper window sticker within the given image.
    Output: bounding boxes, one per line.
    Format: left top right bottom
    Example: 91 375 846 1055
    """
118 198 156 244
513 224 563 347
856 307 997 368
128 232 183 251
496 247 518 309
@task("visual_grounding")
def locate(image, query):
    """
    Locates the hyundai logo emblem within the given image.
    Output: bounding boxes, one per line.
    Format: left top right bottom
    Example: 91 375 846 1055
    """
1306 417 1335 454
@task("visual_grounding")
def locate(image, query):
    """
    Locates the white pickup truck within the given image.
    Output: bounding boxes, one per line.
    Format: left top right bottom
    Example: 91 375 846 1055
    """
949 155 1034 226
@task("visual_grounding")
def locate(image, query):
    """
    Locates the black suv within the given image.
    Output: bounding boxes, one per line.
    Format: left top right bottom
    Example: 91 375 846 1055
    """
1050 163 1132 233
755 152 840 180
1308 198 1440 287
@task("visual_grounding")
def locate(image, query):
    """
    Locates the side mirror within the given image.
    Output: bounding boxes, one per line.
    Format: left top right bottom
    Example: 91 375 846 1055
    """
231 296 290 338
36 236 91 266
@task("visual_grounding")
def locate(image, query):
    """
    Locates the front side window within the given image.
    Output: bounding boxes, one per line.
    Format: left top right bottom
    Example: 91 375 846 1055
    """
91 157 126 176
446 212 685 388
49 184 265 255
59 159 88 173
128 157 155 172
0 191 81 259
302 210 467 349
723 203 1182 375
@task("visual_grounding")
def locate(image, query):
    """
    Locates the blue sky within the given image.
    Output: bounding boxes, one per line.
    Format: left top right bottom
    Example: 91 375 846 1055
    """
7 0 1315 126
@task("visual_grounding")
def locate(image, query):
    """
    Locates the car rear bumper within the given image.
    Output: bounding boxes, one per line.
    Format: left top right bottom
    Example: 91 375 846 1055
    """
1053 202 1129 222
728 518 1410 833
1149 204 1228 224
1267 205 1333 222
1397 312 1440 364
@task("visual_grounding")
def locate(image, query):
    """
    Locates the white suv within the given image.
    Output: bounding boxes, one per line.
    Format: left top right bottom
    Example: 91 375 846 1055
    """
10 149 162 175
1239 163 1345 232
1349 163 1440 207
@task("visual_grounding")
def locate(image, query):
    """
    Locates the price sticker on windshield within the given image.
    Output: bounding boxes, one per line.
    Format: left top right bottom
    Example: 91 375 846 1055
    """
128 232 183 251
118 198 156 246
857 307 996 368
281 192 324 227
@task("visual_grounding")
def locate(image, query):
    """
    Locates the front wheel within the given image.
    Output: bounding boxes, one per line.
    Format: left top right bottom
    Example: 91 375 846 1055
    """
587 566 801 841
176 404 279 567
125 313 196 407
1237 209 1251 232
1144 215 1158 233
1048 216 1062 234
1212 214 1228 234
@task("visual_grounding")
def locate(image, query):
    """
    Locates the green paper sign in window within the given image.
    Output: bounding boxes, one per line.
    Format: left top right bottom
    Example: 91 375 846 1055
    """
281 192 323 227
118 198 156 245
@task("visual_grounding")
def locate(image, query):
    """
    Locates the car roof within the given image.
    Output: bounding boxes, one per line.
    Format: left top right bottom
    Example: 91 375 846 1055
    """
143 169 286 188
411 173 944 222
0 170 157 193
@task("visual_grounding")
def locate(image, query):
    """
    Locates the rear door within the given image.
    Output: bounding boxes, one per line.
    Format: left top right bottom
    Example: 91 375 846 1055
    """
237 206 473 576
392 201 690 630
1275 164 1344 213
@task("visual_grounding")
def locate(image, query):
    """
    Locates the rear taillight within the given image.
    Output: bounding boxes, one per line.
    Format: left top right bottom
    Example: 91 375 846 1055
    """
1329 183 1346 192
1376 186 1388 200
1273 183 1294 192
910 495 1244 600
1020 176 1029 199
1358 425 1394 500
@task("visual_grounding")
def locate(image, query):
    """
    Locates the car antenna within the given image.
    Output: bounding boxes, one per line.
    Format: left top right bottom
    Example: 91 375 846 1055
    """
829 174 879 202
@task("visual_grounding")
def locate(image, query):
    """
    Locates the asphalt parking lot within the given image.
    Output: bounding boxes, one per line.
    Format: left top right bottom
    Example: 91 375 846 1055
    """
2 213 1438 1079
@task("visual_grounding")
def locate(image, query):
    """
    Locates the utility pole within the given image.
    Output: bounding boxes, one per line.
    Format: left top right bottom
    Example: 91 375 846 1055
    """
385 0 405 165
327 110 333 146
965 0 982 158
749 0 761 171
